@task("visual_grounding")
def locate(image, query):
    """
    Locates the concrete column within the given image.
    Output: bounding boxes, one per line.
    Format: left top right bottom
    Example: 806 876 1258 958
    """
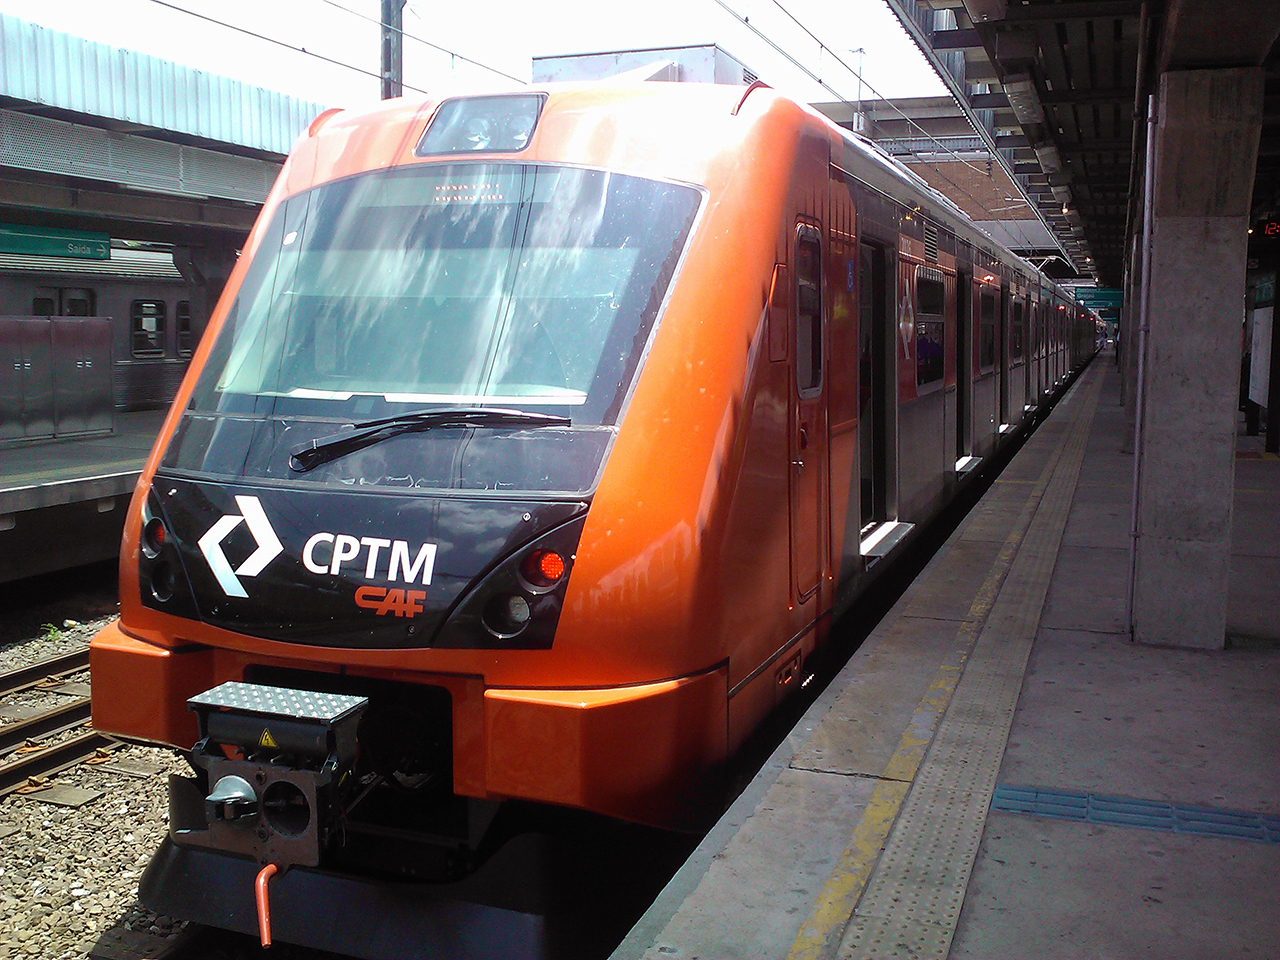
1131 67 1263 649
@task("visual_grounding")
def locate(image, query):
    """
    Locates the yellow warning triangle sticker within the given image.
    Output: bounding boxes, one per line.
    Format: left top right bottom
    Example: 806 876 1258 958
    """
258 727 279 749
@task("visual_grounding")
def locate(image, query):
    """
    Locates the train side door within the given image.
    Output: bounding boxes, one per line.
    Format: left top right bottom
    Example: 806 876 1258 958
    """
858 241 890 528
955 270 972 463
998 283 1010 427
790 223 826 604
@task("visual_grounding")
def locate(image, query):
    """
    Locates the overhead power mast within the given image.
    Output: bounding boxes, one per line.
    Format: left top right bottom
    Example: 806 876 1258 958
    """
380 0 406 99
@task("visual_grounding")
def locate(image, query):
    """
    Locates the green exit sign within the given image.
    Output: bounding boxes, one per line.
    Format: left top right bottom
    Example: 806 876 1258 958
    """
0 224 110 260
1074 287 1123 309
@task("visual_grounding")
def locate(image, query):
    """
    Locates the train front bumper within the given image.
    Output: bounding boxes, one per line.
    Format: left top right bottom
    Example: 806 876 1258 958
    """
90 619 727 829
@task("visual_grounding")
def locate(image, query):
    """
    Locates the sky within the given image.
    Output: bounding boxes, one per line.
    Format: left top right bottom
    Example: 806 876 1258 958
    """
0 0 946 109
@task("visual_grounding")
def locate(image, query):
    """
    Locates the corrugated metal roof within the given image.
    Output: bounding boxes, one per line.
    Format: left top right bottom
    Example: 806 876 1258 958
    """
0 107 278 203
0 13 328 158
0 247 184 279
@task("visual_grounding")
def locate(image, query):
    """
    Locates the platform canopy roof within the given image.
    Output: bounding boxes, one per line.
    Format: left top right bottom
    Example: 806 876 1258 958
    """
879 0 1280 289
0 12 333 246
0 12 327 159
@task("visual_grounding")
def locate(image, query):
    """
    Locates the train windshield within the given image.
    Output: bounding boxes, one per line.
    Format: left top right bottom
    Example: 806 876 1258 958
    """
164 163 702 494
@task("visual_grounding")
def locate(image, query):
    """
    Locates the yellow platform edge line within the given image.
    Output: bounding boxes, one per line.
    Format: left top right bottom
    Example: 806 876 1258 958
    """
784 366 1100 960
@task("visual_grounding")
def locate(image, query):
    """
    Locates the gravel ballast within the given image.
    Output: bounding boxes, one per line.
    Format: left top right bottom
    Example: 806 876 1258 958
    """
0 743 190 959
0 570 194 960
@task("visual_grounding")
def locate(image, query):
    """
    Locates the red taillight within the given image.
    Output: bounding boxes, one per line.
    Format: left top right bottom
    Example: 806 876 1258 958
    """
143 517 167 558
522 549 566 587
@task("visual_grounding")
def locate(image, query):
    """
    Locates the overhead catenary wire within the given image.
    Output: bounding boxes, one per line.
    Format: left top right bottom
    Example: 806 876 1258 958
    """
146 0 432 95
714 0 1022 223
725 0 997 181
321 0 527 85
769 0 1073 261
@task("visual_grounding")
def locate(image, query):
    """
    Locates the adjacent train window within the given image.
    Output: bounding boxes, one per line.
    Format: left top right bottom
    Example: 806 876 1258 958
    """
32 296 55 316
132 300 167 358
177 301 194 356
63 288 94 316
979 291 996 370
916 271 945 386
795 224 823 395
1011 301 1024 360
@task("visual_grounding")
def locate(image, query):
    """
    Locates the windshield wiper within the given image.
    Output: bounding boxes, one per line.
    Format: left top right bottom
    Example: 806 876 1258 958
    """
289 407 572 473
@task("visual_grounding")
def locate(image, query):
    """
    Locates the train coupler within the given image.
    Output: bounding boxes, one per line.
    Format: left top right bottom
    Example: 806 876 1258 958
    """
168 681 368 869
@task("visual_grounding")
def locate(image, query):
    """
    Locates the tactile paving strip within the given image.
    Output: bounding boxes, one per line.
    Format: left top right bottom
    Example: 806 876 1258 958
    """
188 681 366 722
991 786 1280 844
836 369 1104 960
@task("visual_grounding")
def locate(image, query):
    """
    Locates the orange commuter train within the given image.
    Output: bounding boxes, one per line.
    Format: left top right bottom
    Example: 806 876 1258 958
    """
90 79 1093 953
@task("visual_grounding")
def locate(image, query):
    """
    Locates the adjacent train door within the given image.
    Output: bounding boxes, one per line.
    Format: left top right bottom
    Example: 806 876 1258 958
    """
790 223 826 603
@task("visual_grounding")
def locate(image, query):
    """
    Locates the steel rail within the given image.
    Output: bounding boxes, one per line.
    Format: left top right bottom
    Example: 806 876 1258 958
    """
0 698 92 755
0 647 90 699
0 729 115 796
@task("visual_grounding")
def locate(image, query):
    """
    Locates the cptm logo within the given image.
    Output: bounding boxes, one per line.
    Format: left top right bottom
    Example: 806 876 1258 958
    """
197 495 284 598
197 496 439 616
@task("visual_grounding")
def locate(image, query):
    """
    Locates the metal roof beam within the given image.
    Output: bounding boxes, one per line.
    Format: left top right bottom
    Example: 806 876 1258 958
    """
1059 139 1134 153
931 27 984 50
1041 87 1136 106
995 133 1030 147
0 171 257 244
1001 1 1143 23
969 91 1011 109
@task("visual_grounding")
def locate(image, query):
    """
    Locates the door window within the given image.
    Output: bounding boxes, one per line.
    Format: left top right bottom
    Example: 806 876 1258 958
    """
796 224 823 395
132 300 167 357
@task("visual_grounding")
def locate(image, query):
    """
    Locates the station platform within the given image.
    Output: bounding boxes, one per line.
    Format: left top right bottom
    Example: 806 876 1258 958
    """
0 409 163 581
615 356 1280 960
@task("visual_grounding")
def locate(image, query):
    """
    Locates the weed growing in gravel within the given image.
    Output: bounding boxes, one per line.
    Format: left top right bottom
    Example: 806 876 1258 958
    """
40 622 63 643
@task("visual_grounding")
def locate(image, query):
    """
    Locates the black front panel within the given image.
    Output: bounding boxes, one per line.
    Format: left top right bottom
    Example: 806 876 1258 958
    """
141 474 585 648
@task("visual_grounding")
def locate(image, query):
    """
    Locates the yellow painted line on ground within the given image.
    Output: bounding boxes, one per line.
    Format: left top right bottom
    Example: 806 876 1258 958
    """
784 372 1092 960
838 366 1105 960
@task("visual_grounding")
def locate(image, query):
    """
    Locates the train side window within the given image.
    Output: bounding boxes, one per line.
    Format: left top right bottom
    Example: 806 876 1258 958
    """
1011 301 1024 360
33 296 56 316
795 224 823 395
177 301 193 356
915 272 945 386
979 290 996 370
132 300 167 358
916 275 944 315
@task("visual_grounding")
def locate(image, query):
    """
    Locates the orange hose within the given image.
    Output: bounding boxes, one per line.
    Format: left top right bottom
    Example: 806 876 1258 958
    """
254 863 279 948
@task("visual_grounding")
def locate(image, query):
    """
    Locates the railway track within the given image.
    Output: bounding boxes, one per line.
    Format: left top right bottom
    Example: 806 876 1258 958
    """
0 645 115 796
0 645 89 697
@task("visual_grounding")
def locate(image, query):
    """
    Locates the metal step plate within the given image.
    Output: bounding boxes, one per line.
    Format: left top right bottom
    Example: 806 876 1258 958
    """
189 681 366 724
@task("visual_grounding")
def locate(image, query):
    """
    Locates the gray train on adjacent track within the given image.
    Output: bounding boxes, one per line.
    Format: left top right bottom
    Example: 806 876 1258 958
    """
0 248 206 442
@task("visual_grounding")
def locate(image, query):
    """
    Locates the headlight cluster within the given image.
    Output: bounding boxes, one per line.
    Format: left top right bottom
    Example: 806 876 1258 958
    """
141 506 176 603
432 515 585 650
481 549 568 639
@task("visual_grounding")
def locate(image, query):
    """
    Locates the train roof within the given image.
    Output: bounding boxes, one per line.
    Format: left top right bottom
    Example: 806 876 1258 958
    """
0 247 183 280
